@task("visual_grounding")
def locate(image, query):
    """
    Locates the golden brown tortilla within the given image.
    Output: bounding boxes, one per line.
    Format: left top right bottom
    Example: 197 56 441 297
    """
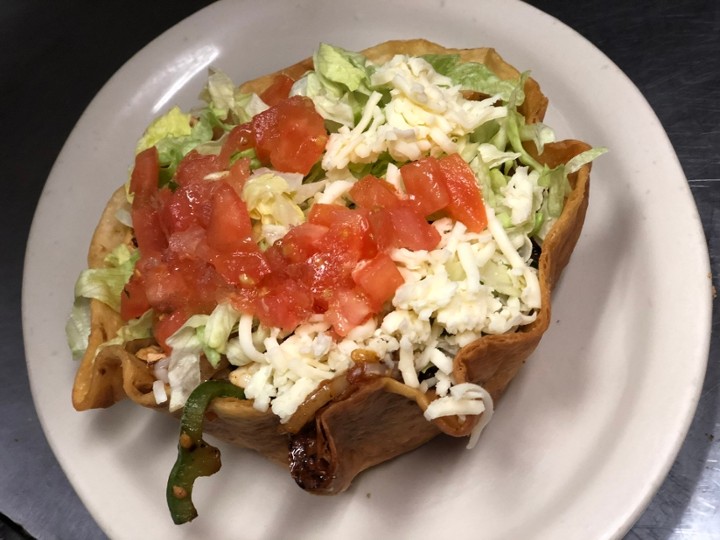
71 39 593 494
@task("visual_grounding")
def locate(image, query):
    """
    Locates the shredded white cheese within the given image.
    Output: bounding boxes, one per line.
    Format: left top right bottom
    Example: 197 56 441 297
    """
322 55 507 171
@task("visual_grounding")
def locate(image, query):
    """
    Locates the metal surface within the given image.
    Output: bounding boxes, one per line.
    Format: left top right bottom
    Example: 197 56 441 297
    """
1 1 717 538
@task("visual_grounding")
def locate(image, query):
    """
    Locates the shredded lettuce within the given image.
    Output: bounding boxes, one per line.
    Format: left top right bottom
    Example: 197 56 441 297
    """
103 310 154 348
66 298 91 360
539 166 571 218
162 303 243 410
566 147 608 174
136 106 193 154
133 107 219 187
291 43 374 127
66 244 139 358
201 68 269 123
243 170 306 246
421 54 522 103
155 112 218 186
165 303 242 370
520 122 555 155
314 43 371 94
73 244 137 313
480 258 519 297
204 303 242 351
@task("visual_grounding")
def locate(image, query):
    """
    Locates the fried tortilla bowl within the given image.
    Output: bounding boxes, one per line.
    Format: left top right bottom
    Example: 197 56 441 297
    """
71 39 592 496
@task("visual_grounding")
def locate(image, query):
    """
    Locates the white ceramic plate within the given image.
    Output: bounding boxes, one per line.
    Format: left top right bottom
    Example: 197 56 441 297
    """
23 1 712 539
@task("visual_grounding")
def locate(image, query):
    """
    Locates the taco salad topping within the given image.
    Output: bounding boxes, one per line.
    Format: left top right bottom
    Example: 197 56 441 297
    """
67 43 604 445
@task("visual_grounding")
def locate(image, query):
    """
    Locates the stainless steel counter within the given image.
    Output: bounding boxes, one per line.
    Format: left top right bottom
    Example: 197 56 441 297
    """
1 1 717 538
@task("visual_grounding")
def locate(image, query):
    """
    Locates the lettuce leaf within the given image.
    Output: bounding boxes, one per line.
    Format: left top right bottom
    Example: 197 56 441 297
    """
291 43 373 127
201 68 269 123
421 54 522 102
136 106 193 154
66 244 139 358
72 244 137 313
66 298 92 360
314 43 371 93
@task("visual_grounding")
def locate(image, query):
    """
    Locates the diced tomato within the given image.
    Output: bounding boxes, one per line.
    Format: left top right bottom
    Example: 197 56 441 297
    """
352 253 405 309
225 158 251 196
211 250 270 287
218 124 254 169
167 226 208 260
224 287 259 316
400 157 450 217
325 288 373 337
279 223 330 264
307 204 376 260
259 74 295 107
178 258 230 314
252 96 327 175
389 204 442 250
300 250 357 312
153 310 191 354
160 181 216 235
254 277 313 332
120 271 150 321
139 257 191 314
437 153 488 233
323 211 376 262
129 149 167 255
175 151 221 186
308 204 355 227
129 147 160 203
369 202 441 252
157 256 227 316
132 204 168 256
262 244 291 277
349 175 401 210
206 183 254 252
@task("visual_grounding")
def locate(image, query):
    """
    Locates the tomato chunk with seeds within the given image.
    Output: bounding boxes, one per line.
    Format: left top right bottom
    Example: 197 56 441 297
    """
129 147 160 203
349 175 401 210
437 153 488 232
120 272 150 321
259 74 295 107
206 183 254 252
300 250 357 310
252 96 327 175
369 203 441 252
211 250 270 287
132 205 168 256
400 157 450 217
307 204 376 261
352 253 405 309
325 288 373 337
218 124 254 169
154 310 191 354
175 151 220 186
280 223 329 264
160 181 216 235
322 211 376 262
255 278 313 332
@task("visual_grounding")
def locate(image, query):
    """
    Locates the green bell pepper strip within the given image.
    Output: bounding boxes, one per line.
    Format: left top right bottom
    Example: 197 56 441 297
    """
166 380 245 524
